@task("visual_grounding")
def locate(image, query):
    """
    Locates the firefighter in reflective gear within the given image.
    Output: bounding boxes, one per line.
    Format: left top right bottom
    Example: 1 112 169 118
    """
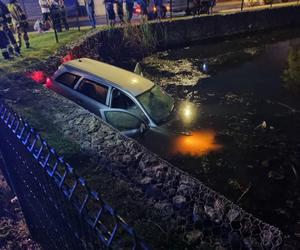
7 0 29 48
0 1 10 59
0 0 20 59
0 27 10 59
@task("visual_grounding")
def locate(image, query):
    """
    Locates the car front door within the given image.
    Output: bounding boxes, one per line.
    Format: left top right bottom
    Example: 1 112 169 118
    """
100 109 147 137
52 72 82 101
110 88 149 124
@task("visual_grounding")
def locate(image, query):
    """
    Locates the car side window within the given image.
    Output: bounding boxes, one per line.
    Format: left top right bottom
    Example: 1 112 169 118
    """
77 79 108 104
56 72 80 88
104 111 141 131
111 89 147 122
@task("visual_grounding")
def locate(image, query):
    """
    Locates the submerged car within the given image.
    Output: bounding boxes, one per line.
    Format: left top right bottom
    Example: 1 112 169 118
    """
48 58 221 156
49 58 183 135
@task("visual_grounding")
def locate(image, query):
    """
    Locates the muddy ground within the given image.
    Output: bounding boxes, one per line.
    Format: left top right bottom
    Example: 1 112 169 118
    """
0 167 41 250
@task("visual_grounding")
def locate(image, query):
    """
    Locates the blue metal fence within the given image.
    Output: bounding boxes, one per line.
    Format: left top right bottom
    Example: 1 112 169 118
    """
0 102 148 250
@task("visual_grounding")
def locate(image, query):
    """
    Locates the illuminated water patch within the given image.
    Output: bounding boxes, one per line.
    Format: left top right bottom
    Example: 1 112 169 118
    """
171 130 222 157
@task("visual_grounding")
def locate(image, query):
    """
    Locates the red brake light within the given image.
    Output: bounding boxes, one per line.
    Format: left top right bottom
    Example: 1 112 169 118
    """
45 77 53 88
27 71 46 84
61 52 74 64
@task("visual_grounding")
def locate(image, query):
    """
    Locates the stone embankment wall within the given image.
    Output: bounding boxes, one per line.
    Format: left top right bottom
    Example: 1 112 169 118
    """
2 5 299 248
54 5 300 65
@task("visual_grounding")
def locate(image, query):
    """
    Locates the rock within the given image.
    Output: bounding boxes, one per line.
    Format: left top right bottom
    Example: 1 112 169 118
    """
167 188 176 198
154 202 173 215
145 185 163 199
155 171 165 180
152 164 167 172
134 152 143 161
10 196 18 204
104 135 114 140
161 51 169 56
185 230 202 244
177 184 191 196
179 175 191 185
0 88 10 93
176 216 186 225
173 195 186 209
204 205 216 219
193 204 204 223
138 160 146 170
92 137 104 145
122 154 132 163
81 141 91 149
227 208 240 222
140 177 153 186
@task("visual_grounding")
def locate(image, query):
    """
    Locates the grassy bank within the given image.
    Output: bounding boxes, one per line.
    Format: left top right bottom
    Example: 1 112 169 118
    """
0 28 91 73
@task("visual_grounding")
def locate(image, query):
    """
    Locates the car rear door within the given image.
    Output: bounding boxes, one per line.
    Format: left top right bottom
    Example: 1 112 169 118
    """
73 78 110 117
52 72 82 101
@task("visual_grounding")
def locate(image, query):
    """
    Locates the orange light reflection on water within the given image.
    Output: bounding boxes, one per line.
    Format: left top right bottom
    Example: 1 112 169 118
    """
171 130 222 157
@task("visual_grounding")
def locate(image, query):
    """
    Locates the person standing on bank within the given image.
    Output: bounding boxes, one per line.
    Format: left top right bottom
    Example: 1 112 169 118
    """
7 0 30 48
125 0 134 23
58 0 69 31
50 0 62 32
85 0 96 28
104 0 115 26
116 0 124 24
0 0 20 58
0 20 10 59
39 0 51 27
154 0 163 20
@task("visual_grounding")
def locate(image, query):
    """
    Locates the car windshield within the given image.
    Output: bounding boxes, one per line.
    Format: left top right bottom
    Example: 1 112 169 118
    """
137 85 175 124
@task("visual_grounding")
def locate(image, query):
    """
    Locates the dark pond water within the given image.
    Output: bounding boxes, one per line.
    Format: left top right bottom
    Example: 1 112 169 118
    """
141 28 300 240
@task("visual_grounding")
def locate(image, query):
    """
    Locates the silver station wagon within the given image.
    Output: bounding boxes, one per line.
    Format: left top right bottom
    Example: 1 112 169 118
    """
49 58 177 137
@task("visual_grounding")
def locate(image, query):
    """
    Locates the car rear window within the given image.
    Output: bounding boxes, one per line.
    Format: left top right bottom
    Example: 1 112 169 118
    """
77 79 108 104
56 73 80 88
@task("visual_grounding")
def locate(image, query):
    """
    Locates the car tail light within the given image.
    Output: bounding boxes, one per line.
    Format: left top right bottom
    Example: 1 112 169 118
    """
45 77 53 88
61 52 74 64
27 71 46 84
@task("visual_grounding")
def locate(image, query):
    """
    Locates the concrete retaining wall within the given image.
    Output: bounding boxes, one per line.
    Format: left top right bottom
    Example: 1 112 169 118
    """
158 5 300 47
53 5 300 65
